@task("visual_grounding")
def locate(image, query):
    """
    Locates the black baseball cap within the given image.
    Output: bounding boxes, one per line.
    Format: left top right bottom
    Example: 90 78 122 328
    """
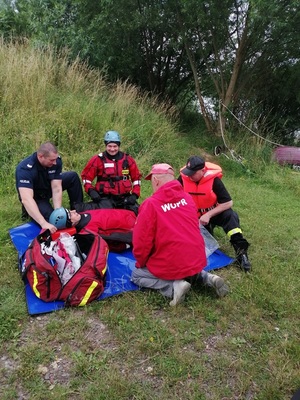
182 156 205 176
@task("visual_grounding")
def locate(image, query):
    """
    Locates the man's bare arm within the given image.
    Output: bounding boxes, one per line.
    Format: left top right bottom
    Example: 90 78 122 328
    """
18 187 57 232
51 179 63 209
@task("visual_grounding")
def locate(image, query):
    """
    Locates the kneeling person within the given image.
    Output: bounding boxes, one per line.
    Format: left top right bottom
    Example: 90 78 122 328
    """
16 142 83 233
132 163 229 306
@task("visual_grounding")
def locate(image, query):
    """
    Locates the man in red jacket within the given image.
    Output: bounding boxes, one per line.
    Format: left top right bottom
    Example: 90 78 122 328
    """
77 130 141 215
132 163 229 306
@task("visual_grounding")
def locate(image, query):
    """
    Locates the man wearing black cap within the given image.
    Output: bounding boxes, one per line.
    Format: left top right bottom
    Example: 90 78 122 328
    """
77 130 141 214
179 155 251 272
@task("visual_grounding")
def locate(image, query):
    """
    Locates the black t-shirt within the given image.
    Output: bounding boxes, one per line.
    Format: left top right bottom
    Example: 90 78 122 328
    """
212 177 232 203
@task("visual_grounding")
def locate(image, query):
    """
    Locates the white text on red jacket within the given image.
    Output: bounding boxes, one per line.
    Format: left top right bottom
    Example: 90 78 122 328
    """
161 199 188 212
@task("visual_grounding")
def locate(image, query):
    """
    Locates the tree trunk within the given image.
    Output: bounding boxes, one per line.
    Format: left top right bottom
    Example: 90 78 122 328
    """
183 40 215 134
218 11 250 135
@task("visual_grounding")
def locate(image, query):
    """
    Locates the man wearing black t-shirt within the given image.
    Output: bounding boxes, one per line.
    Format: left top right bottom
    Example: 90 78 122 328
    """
179 155 251 272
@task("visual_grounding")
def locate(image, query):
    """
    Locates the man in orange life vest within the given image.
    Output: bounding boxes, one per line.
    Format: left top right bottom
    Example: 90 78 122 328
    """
179 156 251 272
75 131 141 215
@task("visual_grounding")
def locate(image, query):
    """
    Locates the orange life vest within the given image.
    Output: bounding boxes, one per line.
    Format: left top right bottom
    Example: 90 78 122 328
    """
180 162 223 217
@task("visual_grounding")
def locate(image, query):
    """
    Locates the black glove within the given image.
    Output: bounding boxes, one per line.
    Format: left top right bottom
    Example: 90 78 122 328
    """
124 194 138 206
88 189 101 203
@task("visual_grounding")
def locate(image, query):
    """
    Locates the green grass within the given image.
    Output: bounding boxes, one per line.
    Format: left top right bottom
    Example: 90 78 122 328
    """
0 41 299 400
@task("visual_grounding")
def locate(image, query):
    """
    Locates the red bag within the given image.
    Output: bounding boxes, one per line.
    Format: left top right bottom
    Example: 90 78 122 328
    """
22 229 108 306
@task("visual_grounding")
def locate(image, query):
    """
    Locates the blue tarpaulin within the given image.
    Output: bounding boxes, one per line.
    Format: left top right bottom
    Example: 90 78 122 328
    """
9 222 234 315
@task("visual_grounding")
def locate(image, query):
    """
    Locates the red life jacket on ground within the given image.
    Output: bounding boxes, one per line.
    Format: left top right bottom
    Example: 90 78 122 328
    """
180 162 223 217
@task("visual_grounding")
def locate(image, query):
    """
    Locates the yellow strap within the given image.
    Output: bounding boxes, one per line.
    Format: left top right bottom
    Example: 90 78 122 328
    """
102 262 108 275
227 228 242 237
101 248 109 275
79 281 99 306
32 270 41 298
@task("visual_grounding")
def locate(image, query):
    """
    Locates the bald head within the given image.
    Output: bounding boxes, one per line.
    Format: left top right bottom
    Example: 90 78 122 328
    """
151 171 175 192
152 172 174 184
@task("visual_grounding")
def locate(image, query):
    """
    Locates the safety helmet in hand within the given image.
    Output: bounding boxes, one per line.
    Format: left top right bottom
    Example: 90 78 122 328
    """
49 207 72 229
104 130 121 145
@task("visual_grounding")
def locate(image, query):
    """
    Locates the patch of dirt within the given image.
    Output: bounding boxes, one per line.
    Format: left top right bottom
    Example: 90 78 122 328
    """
0 313 119 398
0 312 165 398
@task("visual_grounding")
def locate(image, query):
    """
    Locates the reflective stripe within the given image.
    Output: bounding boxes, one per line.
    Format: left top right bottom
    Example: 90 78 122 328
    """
102 250 109 275
32 270 41 298
104 162 114 168
82 179 92 185
79 281 99 306
227 228 242 237
102 262 108 275
132 180 141 186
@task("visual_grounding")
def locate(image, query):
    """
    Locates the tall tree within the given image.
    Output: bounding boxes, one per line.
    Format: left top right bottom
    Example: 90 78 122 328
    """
4 0 300 139
174 0 300 137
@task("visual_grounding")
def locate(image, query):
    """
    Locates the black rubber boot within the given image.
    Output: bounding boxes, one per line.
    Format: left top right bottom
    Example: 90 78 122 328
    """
231 238 251 272
236 252 251 272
